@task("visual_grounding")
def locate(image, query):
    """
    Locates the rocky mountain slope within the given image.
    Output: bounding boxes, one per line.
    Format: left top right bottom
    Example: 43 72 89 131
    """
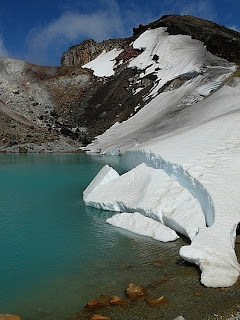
0 14 239 153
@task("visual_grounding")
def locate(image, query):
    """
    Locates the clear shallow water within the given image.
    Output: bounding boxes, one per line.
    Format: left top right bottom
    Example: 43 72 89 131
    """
0 153 125 319
0 154 239 320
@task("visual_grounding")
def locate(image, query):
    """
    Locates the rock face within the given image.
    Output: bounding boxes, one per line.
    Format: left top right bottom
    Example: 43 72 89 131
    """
61 38 130 67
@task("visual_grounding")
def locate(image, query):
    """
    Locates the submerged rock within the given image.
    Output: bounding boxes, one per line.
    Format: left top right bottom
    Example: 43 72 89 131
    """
145 296 168 307
125 283 148 301
98 295 111 306
109 295 130 306
91 315 112 320
153 259 163 266
0 315 21 320
85 299 101 309
235 235 240 244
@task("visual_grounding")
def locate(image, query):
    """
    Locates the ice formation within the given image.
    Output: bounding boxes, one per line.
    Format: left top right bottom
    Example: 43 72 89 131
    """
106 212 179 242
84 163 206 241
83 27 240 287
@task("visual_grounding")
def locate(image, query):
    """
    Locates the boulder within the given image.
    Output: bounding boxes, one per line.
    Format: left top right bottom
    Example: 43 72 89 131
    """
19 146 28 153
125 283 148 301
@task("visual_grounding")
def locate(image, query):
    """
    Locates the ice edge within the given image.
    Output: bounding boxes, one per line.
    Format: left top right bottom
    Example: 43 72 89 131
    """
121 150 215 227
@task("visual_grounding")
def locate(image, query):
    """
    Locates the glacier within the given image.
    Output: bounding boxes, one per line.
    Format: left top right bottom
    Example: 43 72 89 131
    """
83 27 240 287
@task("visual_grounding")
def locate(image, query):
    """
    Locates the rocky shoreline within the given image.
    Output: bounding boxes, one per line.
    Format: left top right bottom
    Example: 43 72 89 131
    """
0 138 83 154
69 235 240 320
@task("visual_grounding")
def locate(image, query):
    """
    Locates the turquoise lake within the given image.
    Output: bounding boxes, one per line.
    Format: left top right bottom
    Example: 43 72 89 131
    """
0 153 175 320
1 154 239 320
0 153 125 319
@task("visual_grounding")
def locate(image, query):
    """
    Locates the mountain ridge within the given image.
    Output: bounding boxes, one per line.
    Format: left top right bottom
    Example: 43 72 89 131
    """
0 14 239 153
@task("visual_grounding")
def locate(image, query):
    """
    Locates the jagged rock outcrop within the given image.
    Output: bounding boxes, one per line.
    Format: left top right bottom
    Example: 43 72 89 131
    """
61 38 130 67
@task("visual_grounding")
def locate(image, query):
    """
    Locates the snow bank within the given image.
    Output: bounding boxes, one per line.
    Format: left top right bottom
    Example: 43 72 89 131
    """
136 112 240 287
107 212 179 242
85 133 240 286
84 109 240 287
86 67 236 155
82 49 123 77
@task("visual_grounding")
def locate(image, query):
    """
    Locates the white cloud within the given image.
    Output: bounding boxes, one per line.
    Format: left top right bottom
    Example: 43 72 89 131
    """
26 3 123 65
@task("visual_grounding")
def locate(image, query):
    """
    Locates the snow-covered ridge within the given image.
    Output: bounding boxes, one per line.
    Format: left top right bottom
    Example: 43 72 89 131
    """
82 27 207 85
128 28 206 97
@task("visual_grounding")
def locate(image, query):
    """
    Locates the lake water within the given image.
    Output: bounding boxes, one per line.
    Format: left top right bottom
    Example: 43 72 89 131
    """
0 154 239 320
0 153 123 319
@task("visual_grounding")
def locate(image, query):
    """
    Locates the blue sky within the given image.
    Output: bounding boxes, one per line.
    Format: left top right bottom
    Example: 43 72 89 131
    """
0 0 239 66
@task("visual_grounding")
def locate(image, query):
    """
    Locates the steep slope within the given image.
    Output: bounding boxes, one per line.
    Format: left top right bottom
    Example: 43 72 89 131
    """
0 57 100 152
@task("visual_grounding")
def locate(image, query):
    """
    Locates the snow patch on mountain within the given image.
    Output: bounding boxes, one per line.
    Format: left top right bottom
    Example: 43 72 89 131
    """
128 28 206 97
82 48 123 77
